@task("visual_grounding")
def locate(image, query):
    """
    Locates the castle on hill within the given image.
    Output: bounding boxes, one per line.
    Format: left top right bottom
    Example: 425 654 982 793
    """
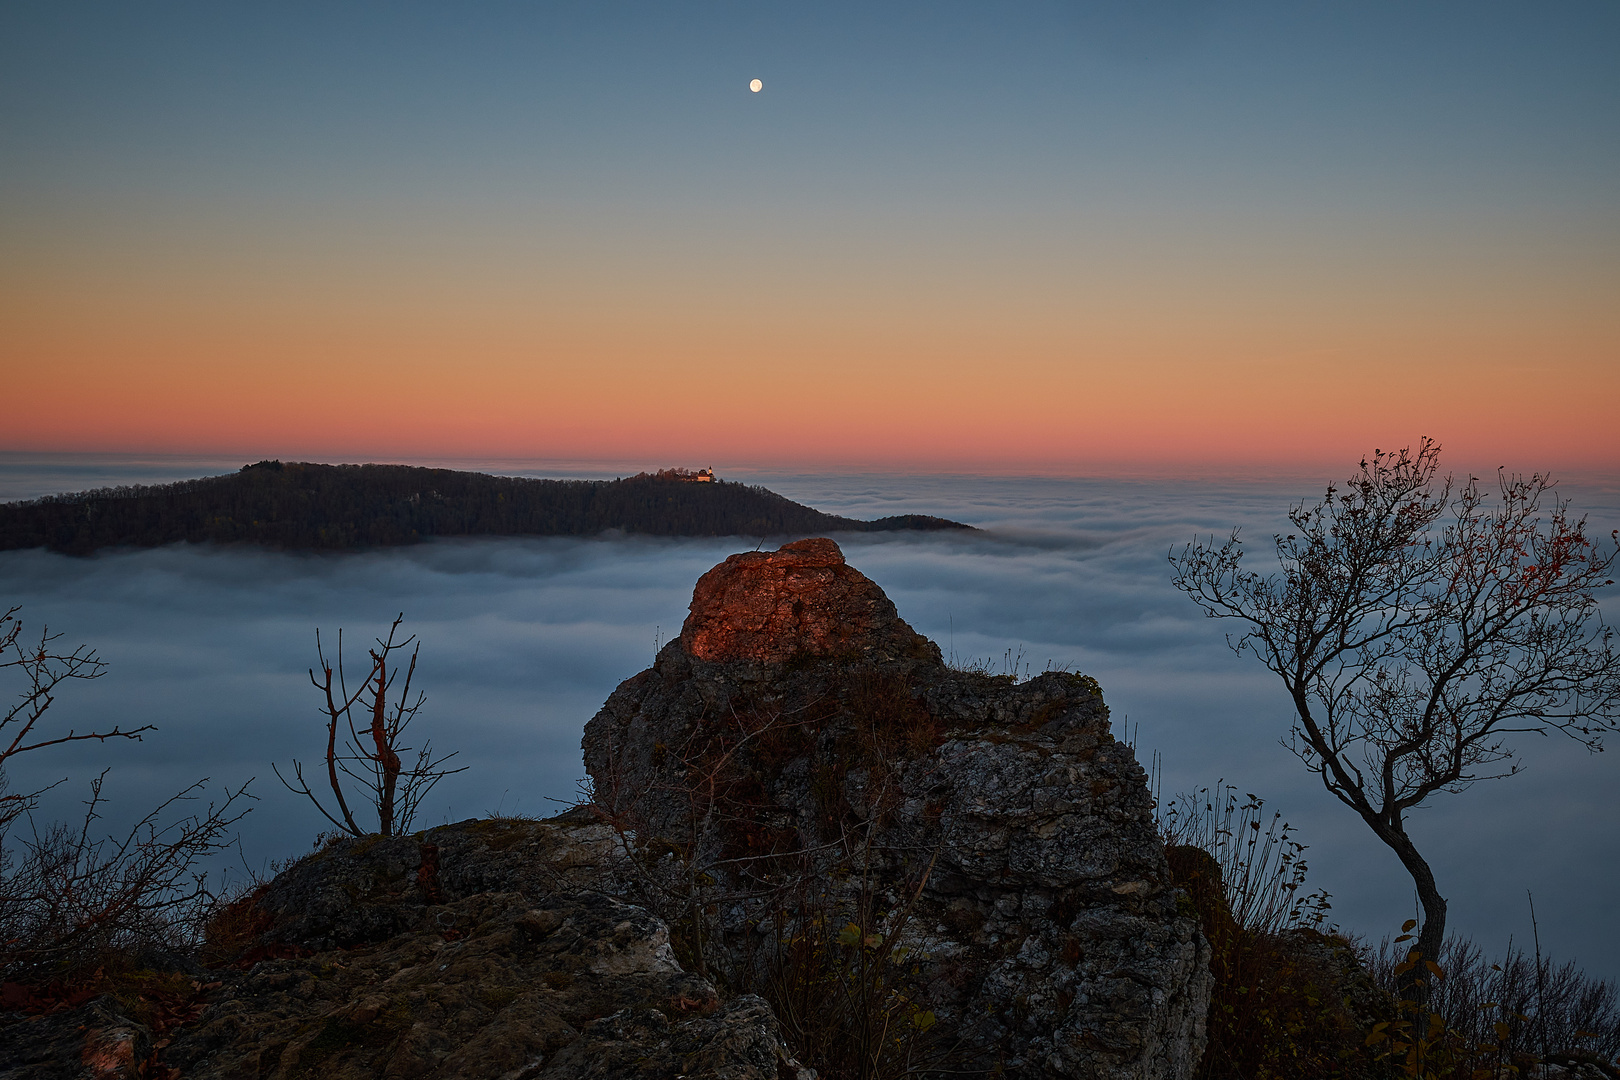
653 466 715 482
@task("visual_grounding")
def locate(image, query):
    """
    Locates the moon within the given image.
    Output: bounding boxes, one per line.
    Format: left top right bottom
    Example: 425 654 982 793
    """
749 78 762 93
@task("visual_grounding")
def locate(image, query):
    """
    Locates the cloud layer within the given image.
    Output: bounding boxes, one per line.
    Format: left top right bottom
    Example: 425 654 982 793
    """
3 470 1618 978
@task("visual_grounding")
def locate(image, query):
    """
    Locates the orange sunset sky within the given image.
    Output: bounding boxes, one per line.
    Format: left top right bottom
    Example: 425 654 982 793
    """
4 3 1617 474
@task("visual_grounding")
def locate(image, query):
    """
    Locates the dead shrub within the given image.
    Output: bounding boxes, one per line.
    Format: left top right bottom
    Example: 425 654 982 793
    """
1 772 253 984
0 607 254 987
1366 928 1620 1078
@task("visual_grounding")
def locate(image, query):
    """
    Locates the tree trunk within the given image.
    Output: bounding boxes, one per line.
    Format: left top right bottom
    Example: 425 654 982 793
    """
370 655 401 836
1383 825 1448 1002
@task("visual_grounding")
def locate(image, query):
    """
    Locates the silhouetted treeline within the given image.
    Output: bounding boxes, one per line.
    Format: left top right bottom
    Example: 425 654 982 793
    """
0 462 972 555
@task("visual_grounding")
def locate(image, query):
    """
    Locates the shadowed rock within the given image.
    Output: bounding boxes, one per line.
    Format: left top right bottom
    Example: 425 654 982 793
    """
0 815 807 1080
154 815 808 1080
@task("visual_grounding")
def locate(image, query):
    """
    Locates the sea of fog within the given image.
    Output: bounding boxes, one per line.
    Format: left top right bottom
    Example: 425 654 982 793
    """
3 454 1619 980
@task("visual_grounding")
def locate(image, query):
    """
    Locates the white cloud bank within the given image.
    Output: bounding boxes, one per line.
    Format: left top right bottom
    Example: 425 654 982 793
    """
3 470 1618 978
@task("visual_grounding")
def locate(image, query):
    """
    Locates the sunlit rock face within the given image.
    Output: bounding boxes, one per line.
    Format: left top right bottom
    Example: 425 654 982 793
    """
586 538 1211 1080
680 536 940 664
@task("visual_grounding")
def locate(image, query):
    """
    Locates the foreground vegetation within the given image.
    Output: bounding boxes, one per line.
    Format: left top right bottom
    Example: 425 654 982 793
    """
0 606 250 1032
1163 783 1620 1079
1173 440 1620 991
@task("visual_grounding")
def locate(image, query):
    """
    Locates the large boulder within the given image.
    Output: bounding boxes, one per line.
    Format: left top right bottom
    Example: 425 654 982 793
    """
0 995 155 1080
584 538 1211 1079
681 536 939 664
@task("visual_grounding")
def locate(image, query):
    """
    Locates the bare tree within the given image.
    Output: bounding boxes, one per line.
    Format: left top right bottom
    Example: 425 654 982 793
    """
1170 439 1620 983
2 606 153 832
275 614 464 837
3 771 252 980
0 607 252 982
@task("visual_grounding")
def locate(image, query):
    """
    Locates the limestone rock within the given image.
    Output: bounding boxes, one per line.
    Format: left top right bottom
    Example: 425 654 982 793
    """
0 996 152 1080
249 808 623 954
680 536 940 664
154 816 803 1080
584 538 1212 1079
544 995 803 1080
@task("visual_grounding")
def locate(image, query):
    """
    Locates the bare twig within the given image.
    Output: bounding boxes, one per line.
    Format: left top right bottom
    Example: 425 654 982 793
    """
276 614 464 836
0 608 257 980
1 607 153 831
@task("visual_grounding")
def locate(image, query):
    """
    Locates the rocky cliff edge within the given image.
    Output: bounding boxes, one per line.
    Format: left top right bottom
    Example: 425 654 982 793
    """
0 537 1209 1080
584 538 1211 1079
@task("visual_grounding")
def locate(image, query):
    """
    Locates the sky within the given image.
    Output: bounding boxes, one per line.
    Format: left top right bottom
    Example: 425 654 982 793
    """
5 467 1619 981
4 2 1618 473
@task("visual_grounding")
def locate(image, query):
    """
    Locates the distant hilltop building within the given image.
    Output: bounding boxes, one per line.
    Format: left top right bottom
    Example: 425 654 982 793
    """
652 467 717 483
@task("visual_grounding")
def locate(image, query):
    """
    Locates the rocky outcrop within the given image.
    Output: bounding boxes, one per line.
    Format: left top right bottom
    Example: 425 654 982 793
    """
0 995 156 1080
681 536 939 664
0 815 807 1080
162 814 805 1080
585 538 1211 1079
1 536 1210 1080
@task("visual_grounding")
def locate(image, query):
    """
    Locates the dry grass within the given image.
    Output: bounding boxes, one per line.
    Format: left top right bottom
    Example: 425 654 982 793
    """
1366 930 1620 1078
1164 781 1620 1079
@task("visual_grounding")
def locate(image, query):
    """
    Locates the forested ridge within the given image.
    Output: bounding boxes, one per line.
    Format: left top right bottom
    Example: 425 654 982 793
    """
0 461 972 555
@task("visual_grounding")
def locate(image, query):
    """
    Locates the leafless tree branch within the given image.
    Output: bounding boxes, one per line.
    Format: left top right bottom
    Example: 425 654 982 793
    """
1171 438 1620 989
276 614 465 836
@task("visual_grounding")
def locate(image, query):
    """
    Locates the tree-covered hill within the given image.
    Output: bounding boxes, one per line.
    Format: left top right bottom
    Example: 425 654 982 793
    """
0 462 973 555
